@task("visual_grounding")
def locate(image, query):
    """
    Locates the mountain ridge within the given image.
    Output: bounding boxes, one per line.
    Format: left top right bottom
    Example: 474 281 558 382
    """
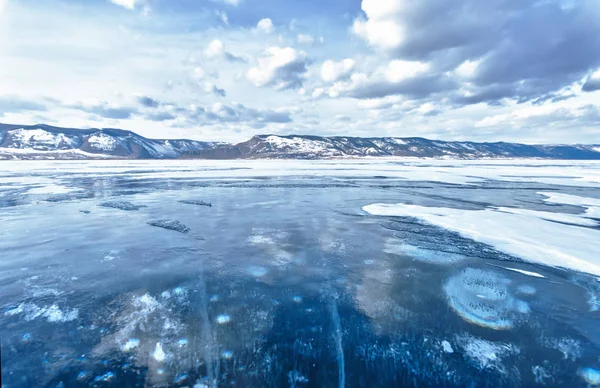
1 123 600 160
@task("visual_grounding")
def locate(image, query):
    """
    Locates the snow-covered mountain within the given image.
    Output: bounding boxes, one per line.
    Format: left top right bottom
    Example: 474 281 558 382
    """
0 123 220 160
2 123 600 160
186 134 600 160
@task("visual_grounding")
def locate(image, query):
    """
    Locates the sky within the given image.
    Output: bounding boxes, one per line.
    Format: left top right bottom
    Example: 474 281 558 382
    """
1 0 600 143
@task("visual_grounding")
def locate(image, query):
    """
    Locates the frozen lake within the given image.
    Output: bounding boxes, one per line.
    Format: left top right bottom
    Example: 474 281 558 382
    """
1 159 600 387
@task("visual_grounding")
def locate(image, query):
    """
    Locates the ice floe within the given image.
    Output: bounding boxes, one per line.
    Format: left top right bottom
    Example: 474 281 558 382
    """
364 203 600 276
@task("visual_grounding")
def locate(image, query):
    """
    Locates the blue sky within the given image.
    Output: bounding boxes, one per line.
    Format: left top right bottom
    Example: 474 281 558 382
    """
1 0 600 143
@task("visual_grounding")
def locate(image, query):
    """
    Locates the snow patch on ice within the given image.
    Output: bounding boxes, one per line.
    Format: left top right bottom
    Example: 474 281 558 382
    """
363 203 600 276
495 206 598 227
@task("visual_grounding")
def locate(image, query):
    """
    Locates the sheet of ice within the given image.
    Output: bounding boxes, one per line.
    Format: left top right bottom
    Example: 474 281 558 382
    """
363 203 600 276
2 159 600 187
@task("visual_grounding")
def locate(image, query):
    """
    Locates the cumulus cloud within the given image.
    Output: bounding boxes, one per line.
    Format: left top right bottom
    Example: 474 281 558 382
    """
93 95 294 127
212 0 241 6
201 102 291 125
108 0 145 10
203 39 245 63
70 100 137 119
255 18 274 34
297 34 314 45
352 0 600 105
582 69 600 92
246 47 309 91
136 96 160 108
203 83 227 97
321 59 355 82
325 59 452 100
0 96 49 114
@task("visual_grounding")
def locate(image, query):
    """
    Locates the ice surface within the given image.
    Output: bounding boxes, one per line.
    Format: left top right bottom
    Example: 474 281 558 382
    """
363 203 600 276
3 159 600 187
2 159 600 386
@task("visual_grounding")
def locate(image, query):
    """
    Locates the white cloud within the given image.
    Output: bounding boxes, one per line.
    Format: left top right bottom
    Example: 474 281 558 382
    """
204 39 225 59
246 47 309 91
312 88 325 99
385 60 430 82
352 0 404 51
321 59 356 83
108 0 144 10
212 0 241 6
255 18 274 34
193 67 206 80
216 10 228 25
455 60 481 79
297 34 314 45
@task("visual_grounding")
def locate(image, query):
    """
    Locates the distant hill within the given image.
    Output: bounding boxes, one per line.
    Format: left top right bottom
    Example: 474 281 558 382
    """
1 123 600 160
